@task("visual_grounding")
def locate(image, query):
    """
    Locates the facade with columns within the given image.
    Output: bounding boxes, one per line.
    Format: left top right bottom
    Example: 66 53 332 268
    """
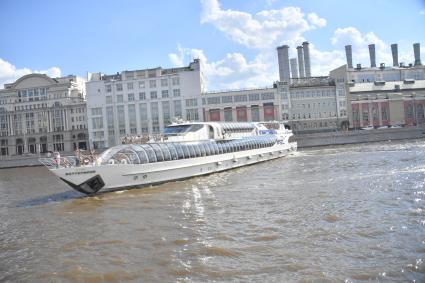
202 78 349 133
348 80 425 128
0 74 88 156
86 59 203 149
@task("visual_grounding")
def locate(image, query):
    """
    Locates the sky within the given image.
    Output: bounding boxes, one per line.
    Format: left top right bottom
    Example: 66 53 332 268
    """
0 0 424 90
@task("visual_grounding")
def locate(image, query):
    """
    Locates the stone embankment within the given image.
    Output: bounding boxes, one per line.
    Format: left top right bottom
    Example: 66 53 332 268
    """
295 126 425 148
1 127 424 168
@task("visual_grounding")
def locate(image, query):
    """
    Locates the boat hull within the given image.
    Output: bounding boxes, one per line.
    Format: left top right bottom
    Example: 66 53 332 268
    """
50 143 296 194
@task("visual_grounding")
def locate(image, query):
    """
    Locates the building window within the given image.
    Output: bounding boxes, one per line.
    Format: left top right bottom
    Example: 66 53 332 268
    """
173 89 181 97
234 95 247 102
150 91 157 99
185 98 197 107
261 92 275 100
106 85 112 93
162 101 171 126
139 81 145 89
91 108 102 116
186 109 199 121
116 84 123 91
224 107 233 122
161 90 169 98
161 78 168 87
106 96 113 104
172 77 180 86
149 80 157 88
249 93 260 101
139 92 146 100
128 93 135 101
117 95 123 103
222 96 233 103
92 117 103 129
128 104 137 134
117 105 126 135
127 82 133 90
173 100 182 118
207 97 220 105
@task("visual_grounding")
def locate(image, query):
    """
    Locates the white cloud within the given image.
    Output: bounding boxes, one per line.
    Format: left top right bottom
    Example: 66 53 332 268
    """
171 1 424 90
168 43 185 67
200 0 323 49
169 46 272 90
420 9 425 15
307 13 327 28
0 58 61 89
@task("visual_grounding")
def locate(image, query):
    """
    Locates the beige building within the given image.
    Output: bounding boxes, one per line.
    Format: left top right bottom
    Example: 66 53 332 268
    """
0 74 88 156
348 80 425 128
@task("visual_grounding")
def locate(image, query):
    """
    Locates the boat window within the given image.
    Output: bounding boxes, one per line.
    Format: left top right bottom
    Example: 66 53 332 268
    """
141 145 157 163
165 143 178 160
199 143 207 156
188 124 204 132
163 125 191 134
202 143 209 156
159 144 172 161
187 144 196 158
217 143 223 154
209 143 216 155
173 143 184 159
193 144 201 157
181 144 190 158
117 148 140 164
150 144 164 162
221 143 227 153
250 140 255 150
134 147 149 164
212 143 219 155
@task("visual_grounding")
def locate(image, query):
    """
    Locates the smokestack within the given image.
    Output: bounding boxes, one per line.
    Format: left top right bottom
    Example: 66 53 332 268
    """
296 46 305 78
414 43 422 66
345 45 353 68
391 44 399 67
290 58 298 79
277 45 291 82
368 44 376 68
302 41 311 77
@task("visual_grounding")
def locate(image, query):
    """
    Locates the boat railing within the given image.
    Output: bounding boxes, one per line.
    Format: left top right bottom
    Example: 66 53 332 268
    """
39 155 99 169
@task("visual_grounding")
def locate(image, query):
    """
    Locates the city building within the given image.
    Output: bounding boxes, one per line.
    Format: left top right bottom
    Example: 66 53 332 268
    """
0 74 88 157
348 80 425 128
86 59 203 149
202 86 280 122
274 42 349 132
341 42 425 128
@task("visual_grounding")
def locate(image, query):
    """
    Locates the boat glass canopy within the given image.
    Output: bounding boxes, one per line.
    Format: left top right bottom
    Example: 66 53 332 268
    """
99 135 278 165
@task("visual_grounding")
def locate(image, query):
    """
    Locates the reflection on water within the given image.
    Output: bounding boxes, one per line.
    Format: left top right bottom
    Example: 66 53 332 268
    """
1 139 425 282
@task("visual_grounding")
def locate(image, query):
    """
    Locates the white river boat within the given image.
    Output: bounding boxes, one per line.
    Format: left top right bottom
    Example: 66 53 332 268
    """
39 122 297 195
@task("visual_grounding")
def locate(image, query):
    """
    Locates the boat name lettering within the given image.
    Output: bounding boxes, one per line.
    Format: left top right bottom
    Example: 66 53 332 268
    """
65 170 96 176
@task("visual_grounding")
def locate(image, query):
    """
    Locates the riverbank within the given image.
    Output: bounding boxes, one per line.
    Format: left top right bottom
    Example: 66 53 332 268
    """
295 126 425 148
1 126 424 168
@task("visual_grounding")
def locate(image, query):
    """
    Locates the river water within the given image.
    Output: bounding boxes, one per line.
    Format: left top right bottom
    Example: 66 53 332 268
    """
1 140 424 282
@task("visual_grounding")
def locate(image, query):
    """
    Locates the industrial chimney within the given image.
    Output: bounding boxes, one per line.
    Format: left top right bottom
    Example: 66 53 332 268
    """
290 58 299 79
391 44 399 67
368 44 376 68
277 45 291 82
302 41 311 77
345 45 353 68
414 43 422 66
296 46 305 78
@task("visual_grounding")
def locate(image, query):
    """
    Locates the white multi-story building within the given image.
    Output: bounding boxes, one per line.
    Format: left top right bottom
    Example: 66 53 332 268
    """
0 74 88 156
86 59 203 149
